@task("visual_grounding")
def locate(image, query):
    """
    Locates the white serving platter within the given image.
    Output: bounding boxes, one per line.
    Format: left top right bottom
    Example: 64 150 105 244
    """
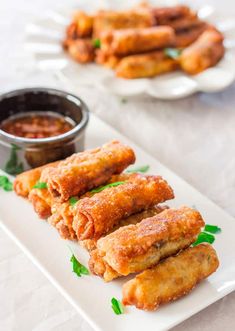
24 0 235 99
0 113 235 331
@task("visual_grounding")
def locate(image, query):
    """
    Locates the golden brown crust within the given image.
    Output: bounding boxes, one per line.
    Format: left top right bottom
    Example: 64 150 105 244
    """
100 26 175 56
48 173 135 241
82 205 169 251
66 39 95 63
93 9 155 37
179 29 225 74
122 244 219 310
28 188 54 219
13 161 60 198
73 174 174 240
116 51 178 79
89 206 204 281
41 140 136 202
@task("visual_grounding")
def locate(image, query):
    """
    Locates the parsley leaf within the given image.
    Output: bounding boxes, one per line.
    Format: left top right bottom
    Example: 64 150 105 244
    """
126 165 150 173
204 224 222 234
0 175 13 192
164 48 182 59
69 196 79 207
92 38 101 48
70 254 89 277
111 297 124 315
192 231 215 246
91 181 126 193
5 144 24 175
33 181 47 189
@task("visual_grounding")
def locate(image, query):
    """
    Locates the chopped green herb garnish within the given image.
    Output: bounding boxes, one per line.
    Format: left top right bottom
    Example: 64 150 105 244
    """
5 144 24 175
192 231 215 246
91 181 126 193
92 38 101 48
70 254 89 277
121 98 127 104
126 165 150 173
111 297 124 315
69 196 79 207
164 48 182 59
0 175 13 192
33 181 47 189
204 224 221 234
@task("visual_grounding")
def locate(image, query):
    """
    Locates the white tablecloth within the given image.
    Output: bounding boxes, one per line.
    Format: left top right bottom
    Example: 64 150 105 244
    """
0 0 235 330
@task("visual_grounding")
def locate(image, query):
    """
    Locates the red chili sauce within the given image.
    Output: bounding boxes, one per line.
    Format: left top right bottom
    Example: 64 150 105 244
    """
0 112 74 139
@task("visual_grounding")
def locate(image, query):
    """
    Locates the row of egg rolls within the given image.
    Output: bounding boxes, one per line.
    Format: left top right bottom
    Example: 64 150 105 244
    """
89 206 204 281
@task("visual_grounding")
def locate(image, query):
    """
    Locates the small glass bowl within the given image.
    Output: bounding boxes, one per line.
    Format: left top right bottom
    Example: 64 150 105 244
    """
0 87 89 174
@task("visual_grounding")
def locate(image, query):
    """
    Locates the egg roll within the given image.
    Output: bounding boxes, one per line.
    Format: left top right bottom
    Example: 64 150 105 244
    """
95 50 122 69
81 205 169 251
100 26 175 56
73 174 174 241
93 9 154 37
179 29 225 74
41 140 135 202
28 188 54 219
122 243 219 310
48 173 134 240
174 22 209 47
116 51 178 79
14 161 59 198
89 206 204 281
66 11 93 40
66 39 95 63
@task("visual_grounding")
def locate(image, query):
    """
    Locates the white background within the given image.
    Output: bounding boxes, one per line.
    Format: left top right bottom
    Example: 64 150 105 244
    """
0 0 235 330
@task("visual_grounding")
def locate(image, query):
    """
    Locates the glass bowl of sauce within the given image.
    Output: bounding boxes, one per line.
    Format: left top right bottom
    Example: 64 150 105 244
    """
0 88 89 173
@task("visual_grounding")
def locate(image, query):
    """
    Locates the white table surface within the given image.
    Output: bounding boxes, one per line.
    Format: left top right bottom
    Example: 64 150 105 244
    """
0 0 235 330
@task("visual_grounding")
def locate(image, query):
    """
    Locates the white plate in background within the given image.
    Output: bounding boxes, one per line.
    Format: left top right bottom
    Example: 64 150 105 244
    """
24 0 235 99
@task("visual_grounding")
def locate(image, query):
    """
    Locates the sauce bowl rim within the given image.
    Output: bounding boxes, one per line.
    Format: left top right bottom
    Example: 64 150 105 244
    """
0 87 89 145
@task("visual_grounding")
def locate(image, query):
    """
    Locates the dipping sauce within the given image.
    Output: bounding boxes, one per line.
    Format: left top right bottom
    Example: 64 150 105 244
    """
0 112 75 139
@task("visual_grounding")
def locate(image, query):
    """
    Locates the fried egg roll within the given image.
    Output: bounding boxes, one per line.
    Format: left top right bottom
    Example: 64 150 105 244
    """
66 11 93 40
93 9 154 37
95 50 122 69
14 161 59 198
28 188 54 219
122 243 219 310
179 29 225 75
41 140 135 202
81 205 169 251
151 5 192 24
48 173 134 240
89 206 204 281
174 22 209 47
66 39 95 63
100 26 175 56
73 174 174 241
116 51 178 79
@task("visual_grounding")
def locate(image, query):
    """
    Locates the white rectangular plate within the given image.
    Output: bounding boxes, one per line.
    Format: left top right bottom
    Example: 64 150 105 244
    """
0 114 235 331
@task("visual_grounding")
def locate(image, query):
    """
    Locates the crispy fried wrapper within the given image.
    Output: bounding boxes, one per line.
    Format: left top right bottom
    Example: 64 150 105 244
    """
116 51 178 79
89 206 204 281
122 243 219 310
14 161 60 198
29 188 54 219
73 174 174 241
64 11 93 41
41 140 135 202
100 26 175 56
66 39 95 63
93 9 155 37
179 29 225 75
174 22 209 47
48 173 134 241
81 205 169 251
